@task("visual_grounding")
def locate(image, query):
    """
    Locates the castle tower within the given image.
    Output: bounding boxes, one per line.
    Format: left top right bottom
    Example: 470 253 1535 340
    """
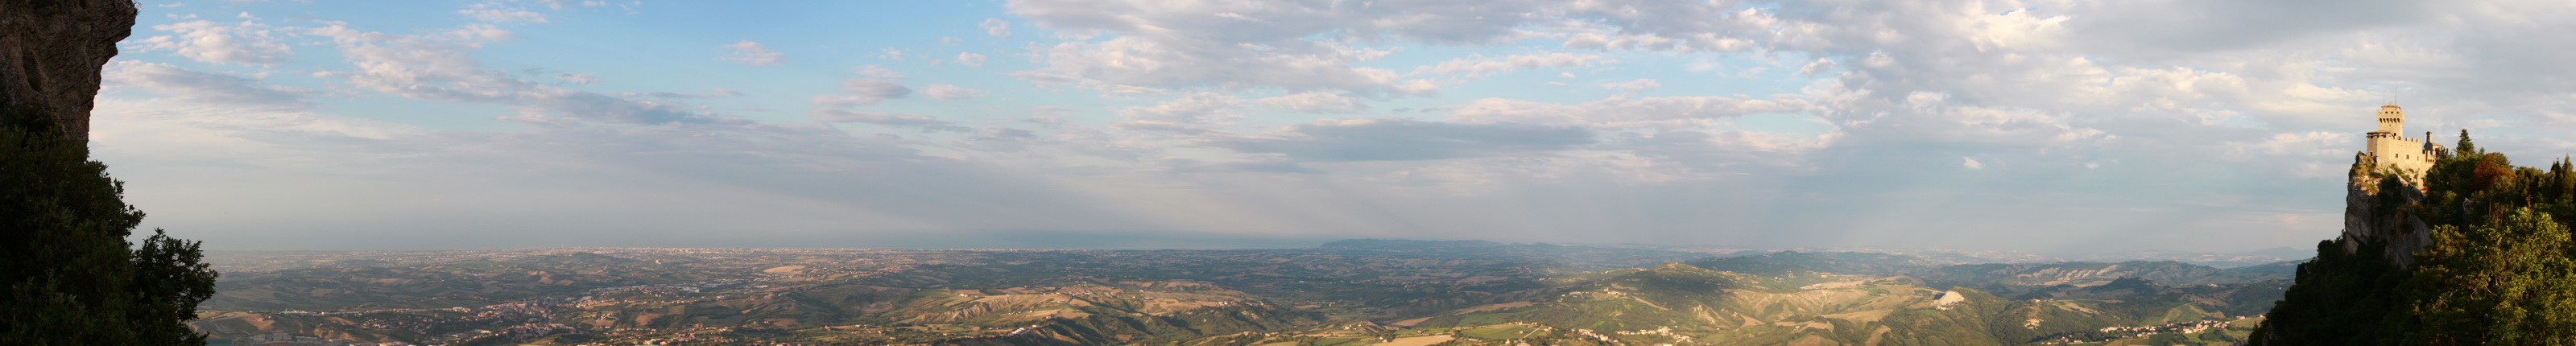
2376 104 2404 134
2363 104 2442 182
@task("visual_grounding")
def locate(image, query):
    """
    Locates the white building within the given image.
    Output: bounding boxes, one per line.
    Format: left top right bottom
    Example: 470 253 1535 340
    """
2363 104 2446 182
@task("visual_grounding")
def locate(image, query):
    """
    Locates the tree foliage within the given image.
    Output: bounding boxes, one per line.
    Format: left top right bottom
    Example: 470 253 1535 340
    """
2394 210 2576 344
2255 130 2576 345
0 109 219 345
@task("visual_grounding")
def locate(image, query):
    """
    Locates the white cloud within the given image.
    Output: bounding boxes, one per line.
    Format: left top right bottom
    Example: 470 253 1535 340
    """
1019 36 1410 96
131 18 293 66
104 60 312 110
1008 0 1575 96
980 19 1011 39
1797 58 1836 76
1030 105 1079 117
556 72 597 84
460 2 548 23
1254 92 1367 113
812 78 911 106
1621 129 1832 172
854 64 906 80
719 40 785 66
305 22 718 126
1449 94 1812 129
923 84 985 101
1209 118 1596 163
1413 53 1614 79
813 109 970 132
1599 79 1660 96
957 52 987 68
1962 157 1983 169
1113 93 1243 134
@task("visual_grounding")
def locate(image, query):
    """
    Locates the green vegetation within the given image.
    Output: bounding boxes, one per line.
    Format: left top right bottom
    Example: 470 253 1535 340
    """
2255 131 2576 345
0 109 221 344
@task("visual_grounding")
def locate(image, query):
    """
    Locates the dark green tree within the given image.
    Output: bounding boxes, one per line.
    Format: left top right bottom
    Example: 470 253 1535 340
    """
2392 208 2576 344
2458 129 2478 155
0 109 219 345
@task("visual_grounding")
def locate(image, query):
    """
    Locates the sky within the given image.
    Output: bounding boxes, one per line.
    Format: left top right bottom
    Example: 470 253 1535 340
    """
92 0 2576 253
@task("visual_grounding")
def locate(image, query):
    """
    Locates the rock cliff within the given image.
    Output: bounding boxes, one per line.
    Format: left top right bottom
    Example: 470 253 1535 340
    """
2338 154 2431 270
2338 153 2434 269
0 0 139 138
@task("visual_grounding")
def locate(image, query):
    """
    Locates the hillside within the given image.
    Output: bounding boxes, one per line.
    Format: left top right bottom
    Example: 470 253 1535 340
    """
2252 137 2576 344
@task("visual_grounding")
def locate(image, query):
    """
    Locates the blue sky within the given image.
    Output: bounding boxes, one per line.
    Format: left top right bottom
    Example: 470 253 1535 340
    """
93 0 2576 252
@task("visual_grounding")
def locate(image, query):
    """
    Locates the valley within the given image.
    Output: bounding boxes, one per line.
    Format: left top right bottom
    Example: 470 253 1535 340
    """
192 241 2300 345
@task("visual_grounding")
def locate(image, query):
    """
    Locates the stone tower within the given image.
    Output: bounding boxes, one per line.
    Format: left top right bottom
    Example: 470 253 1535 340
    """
2363 104 2442 182
2376 104 2404 134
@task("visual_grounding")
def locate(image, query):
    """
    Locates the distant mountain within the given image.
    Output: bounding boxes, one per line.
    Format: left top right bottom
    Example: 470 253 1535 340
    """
1317 239 1511 249
1602 244 2313 268
1685 250 2295 300
1685 250 1947 276
2060 249 2316 268
1315 238 1714 271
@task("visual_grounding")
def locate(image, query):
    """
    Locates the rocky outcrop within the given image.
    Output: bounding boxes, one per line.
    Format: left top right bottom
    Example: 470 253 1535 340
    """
2337 153 2435 269
0 0 139 138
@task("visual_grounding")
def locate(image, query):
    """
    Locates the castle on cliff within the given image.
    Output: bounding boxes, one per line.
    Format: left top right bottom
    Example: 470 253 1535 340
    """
2364 104 2447 183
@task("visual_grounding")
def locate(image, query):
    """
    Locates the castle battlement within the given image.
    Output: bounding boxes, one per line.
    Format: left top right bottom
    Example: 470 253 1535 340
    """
2367 132 2422 142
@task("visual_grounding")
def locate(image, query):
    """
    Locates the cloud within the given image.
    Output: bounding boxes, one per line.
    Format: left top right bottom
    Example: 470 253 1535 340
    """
1448 94 1812 129
981 18 1011 39
1011 0 1561 95
1211 118 1596 162
622 89 744 99
1796 58 1835 76
1413 53 1614 79
1619 129 1830 172
1019 36 1415 96
2063 0 2430 56
1599 79 1660 96
2222 131 2359 178
1030 105 1080 117
957 52 988 67
305 22 721 126
1112 93 1243 134
89 96 1183 249
719 40 785 66
923 84 985 101
812 78 911 106
957 127 1044 151
555 72 599 84
104 61 312 110
812 109 970 132
1254 92 1367 113
854 64 906 80
130 18 294 66
1962 157 1983 169
460 2 548 23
